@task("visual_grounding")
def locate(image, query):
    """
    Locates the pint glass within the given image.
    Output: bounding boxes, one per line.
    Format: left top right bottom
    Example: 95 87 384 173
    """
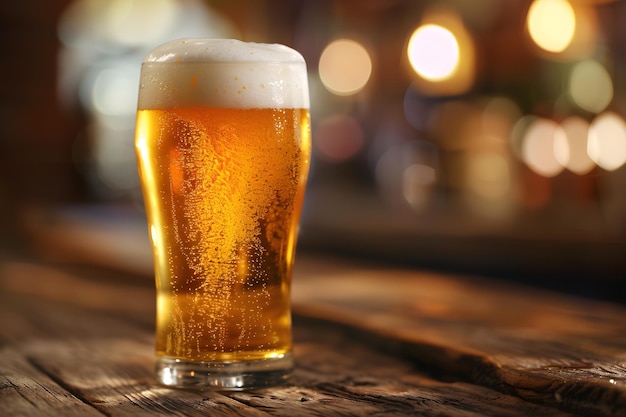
134 39 311 390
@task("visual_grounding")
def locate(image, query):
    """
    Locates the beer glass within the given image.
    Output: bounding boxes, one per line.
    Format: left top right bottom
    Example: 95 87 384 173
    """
134 39 311 390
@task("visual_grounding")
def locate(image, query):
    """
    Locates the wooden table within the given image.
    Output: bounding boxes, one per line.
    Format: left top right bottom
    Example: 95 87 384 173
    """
2 249 626 417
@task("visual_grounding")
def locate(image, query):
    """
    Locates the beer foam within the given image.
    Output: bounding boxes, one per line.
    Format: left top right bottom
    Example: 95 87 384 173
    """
138 39 309 110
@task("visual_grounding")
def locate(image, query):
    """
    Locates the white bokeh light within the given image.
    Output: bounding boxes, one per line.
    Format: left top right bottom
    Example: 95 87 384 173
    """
319 39 372 96
407 24 459 81
588 112 626 171
522 118 565 177
527 0 576 53
554 116 595 175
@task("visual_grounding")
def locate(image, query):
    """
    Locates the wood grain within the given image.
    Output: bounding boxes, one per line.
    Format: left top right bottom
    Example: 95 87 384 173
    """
0 348 103 417
291 257 626 416
0 257 621 416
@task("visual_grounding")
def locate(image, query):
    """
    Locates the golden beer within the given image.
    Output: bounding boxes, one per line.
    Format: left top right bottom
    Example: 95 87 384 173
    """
135 39 310 389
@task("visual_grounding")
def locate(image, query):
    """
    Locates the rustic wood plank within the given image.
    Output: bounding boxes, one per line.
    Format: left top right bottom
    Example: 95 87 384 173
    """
0 348 104 417
291 257 626 416
24 340 271 417
0 259 579 416
16 309 576 417
0 269 271 416
229 315 576 417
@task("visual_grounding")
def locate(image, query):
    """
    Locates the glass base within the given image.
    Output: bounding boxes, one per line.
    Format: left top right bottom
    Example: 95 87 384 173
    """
156 353 293 391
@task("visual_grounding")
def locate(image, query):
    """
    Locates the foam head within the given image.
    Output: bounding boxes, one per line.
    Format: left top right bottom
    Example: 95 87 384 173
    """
138 39 309 110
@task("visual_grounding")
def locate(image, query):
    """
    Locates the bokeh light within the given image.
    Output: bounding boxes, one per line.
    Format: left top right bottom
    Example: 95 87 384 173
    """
319 39 372 96
58 0 178 49
527 0 576 53
375 141 439 211
313 114 365 162
466 152 511 200
588 112 626 171
58 0 236 199
403 84 433 131
102 0 180 46
407 24 459 81
553 116 595 175
510 115 538 161
403 163 437 209
569 59 613 113
406 8 476 97
87 65 139 117
521 118 565 177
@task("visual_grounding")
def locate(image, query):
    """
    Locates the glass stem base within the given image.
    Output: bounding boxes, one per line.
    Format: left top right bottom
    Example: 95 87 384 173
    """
156 353 293 391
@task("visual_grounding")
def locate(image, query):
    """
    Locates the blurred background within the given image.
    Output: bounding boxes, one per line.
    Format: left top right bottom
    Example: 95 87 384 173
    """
1 0 625 301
